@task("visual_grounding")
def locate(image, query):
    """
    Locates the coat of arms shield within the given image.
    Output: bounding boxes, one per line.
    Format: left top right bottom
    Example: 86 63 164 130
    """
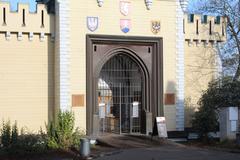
87 17 99 32
120 19 131 33
151 20 161 34
120 1 131 16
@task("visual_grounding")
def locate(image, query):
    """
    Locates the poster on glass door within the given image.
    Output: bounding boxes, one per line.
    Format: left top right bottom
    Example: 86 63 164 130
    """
132 101 139 118
99 103 105 119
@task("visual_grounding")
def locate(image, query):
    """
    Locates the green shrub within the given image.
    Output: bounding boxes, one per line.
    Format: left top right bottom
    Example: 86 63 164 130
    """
192 81 220 142
192 78 240 142
7 134 46 155
0 111 85 156
0 120 12 148
46 111 84 150
0 120 19 148
0 121 47 156
192 104 219 142
72 128 85 150
11 122 18 145
22 134 46 153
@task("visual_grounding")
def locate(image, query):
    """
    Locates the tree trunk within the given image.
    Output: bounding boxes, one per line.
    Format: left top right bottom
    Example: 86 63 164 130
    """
234 63 240 81
226 16 240 81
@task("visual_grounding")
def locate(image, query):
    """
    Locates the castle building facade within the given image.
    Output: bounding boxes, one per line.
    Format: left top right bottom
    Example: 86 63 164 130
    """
0 0 226 135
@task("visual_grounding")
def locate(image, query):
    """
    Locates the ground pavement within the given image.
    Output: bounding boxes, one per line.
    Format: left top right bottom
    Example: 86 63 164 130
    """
92 135 240 160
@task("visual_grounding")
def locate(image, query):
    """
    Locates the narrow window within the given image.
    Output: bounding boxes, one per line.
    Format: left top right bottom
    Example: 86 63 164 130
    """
196 20 199 35
201 15 207 24
188 14 194 23
22 9 26 26
3 7 6 25
215 16 221 24
222 22 225 36
209 21 212 35
148 47 151 53
41 10 44 27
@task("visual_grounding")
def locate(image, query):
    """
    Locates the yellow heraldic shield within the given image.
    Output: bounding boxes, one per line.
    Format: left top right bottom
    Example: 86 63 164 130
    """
151 20 161 34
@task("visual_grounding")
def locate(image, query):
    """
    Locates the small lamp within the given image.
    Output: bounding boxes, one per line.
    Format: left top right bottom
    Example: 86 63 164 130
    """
145 0 153 10
97 0 104 7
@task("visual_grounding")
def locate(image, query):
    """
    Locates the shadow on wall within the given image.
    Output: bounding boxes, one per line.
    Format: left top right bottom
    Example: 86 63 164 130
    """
47 36 55 124
166 81 176 94
185 42 218 128
165 81 187 130
165 82 196 130
184 98 197 128
185 42 218 126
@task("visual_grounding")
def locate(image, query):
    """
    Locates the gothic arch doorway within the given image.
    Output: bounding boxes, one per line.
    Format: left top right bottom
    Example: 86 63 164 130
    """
97 53 145 134
86 35 163 136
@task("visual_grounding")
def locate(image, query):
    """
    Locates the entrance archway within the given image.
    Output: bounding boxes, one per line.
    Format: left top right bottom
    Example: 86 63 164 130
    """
97 54 144 134
86 35 163 136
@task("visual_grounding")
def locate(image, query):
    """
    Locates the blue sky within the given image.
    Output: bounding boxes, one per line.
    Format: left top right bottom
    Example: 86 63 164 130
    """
1 0 196 13
0 0 36 12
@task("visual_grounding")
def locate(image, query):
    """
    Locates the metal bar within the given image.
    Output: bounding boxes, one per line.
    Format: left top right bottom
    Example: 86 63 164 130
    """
119 83 122 134
130 100 133 134
98 54 143 135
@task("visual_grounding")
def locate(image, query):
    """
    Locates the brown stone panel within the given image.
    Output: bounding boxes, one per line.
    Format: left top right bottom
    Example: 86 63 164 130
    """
72 94 85 107
165 94 175 105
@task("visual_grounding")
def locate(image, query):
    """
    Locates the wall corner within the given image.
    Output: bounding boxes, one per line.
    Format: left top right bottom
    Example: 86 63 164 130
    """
175 0 185 131
54 0 71 112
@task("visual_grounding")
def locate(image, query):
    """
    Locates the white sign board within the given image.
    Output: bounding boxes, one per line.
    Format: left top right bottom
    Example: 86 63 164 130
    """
99 103 105 119
106 102 111 115
231 120 237 132
229 107 238 121
156 117 168 138
132 102 139 118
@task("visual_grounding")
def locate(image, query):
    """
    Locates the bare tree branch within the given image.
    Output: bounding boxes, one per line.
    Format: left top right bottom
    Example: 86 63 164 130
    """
191 0 240 81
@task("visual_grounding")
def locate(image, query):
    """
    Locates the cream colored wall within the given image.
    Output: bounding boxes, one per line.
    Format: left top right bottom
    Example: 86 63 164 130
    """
184 14 226 42
183 14 226 128
69 0 178 131
0 2 54 132
0 1 226 132
0 34 54 132
184 41 218 127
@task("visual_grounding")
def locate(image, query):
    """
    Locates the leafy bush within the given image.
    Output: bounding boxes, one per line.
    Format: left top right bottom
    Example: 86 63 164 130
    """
192 103 219 142
192 78 240 142
192 81 220 142
0 120 18 148
7 134 46 155
199 78 240 108
0 121 11 148
46 111 84 150
72 128 85 150
0 111 85 156
11 122 18 145
0 121 47 156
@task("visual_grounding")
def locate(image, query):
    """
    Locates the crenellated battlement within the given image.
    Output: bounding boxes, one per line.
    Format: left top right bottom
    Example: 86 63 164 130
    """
184 14 227 45
0 2 54 41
